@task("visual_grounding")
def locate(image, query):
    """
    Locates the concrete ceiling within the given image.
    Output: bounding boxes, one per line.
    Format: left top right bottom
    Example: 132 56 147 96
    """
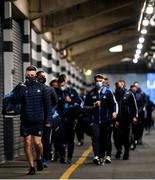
12 0 155 71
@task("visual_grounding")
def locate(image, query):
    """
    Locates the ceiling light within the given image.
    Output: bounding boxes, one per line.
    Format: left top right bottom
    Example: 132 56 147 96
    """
142 19 149 26
133 58 138 63
136 49 141 54
144 52 148 57
109 45 123 52
121 57 131 62
139 37 145 43
141 29 147 34
152 40 155 44
84 69 92 76
151 46 155 50
146 5 154 14
151 58 154 63
137 43 143 49
138 0 147 31
150 15 155 26
134 54 140 59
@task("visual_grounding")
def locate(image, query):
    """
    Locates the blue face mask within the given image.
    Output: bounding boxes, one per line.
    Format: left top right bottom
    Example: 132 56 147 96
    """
96 81 103 88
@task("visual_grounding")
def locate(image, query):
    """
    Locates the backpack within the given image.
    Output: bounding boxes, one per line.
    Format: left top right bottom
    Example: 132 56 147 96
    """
2 92 21 115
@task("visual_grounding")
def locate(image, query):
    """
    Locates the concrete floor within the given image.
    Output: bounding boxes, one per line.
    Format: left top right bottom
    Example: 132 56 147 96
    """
0 127 155 179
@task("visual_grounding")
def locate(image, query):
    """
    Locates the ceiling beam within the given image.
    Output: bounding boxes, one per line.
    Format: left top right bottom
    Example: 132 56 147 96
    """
67 25 138 57
72 37 137 63
29 0 89 20
78 49 134 70
48 2 140 45
42 0 136 29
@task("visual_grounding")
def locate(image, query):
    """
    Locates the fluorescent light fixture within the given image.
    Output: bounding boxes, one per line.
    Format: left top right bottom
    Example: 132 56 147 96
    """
139 37 145 43
142 19 149 26
151 58 154 63
138 0 147 31
141 29 147 34
109 45 123 52
84 69 92 76
144 52 148 57
150 15 155 26
136 49 141 54
137 43 143 49
134 54 140 59
133 58 138 63
121 57 131 62
151 46 155 50
146 5 154 14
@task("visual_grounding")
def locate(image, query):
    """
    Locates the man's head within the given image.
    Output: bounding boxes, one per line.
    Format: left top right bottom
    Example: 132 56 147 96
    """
49 79 58 87
25 65 37 77
130 84 137 92
133 81 140 89
79 87 86 94
25 66 37 84
104 77 109 85
117 80 126 89
94 74 104 89
36 71 46 84
58 74 68 90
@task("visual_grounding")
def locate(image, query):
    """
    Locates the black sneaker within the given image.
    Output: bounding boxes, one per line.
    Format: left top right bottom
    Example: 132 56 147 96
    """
76 141 84 146
123 153 129 160
27 167 36 175
115 151 121 159
37 159 44 171
67 158 72 164
130 143 136 150
53 154 59 162
60 157 66 164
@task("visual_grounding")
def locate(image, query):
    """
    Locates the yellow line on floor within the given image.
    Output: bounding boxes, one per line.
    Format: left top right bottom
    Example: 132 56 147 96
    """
59 145 92 180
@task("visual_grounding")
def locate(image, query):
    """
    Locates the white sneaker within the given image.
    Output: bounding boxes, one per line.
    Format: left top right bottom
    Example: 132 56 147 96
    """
105 156 111 163
93 156 100 165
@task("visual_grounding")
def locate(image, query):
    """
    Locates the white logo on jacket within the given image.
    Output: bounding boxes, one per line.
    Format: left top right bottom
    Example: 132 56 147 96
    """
37 89 41 93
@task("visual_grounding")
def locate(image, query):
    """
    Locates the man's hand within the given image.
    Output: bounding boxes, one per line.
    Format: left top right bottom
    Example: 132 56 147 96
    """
94 100 101 107
65 96 72 102
132 117 138 124
112 112 117 119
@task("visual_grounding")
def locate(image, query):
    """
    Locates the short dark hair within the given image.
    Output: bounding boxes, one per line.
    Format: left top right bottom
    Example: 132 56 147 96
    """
118 80 126 87
58 74 67 84
49 79 58 86
104 77 109 81
133 81 139 84
94 74 104 80
130 84 135 89
26 65 37 71
36 70 44 77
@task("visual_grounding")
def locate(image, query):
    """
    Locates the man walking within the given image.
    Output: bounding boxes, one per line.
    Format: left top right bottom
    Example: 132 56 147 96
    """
12 66 52 175
85 74 117 165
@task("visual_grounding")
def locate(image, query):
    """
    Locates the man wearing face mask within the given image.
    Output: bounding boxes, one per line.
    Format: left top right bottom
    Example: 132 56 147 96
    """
12 66 52 175
56 74 82 164
85 74 118 165
113 80 138 160
132 81 147 145
36 71 58 167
